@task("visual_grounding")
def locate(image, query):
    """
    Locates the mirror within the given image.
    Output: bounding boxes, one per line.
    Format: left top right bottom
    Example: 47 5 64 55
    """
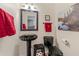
20 9 38 31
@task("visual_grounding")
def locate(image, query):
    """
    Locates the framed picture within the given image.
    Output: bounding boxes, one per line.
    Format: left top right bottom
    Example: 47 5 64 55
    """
20 9 38 31
45 15 50 21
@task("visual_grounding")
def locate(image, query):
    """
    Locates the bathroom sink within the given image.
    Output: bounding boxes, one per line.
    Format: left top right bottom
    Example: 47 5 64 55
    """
19 34 38 56
20 34 37 41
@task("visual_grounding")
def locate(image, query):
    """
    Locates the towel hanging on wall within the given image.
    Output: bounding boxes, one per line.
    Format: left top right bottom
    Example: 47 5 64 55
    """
0 8 16 38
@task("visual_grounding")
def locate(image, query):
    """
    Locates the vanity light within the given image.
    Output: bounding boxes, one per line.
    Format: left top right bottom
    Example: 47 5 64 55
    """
21 3 38 11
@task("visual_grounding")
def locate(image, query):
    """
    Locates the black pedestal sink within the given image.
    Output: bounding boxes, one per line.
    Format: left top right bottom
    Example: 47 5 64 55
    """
20 34 37 56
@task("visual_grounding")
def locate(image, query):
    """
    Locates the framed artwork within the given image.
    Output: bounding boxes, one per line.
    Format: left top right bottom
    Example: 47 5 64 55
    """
45 15 50 21
20 9 38 31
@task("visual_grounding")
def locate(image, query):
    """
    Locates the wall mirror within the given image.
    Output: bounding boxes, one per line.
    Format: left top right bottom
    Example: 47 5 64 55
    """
20 9 38 31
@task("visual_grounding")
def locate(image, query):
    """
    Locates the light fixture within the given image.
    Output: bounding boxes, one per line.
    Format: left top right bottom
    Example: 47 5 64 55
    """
21 3 37 11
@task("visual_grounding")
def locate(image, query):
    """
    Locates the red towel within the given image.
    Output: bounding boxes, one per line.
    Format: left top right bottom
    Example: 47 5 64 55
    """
44 22 52 32
0 8 16 38
22 24 26 30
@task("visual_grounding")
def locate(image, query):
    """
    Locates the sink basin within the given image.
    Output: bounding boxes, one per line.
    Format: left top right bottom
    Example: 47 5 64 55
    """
20 34 38 41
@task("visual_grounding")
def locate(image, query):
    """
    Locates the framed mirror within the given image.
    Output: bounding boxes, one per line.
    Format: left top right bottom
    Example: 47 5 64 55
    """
20 9 38 31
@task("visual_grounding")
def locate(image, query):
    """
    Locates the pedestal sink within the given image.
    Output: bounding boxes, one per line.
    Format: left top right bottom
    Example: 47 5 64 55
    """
20 34 37 56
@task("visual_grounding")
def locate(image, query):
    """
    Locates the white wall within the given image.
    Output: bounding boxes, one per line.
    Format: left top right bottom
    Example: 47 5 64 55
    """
19 3 56 56
55 3 79 56
0 3 56 56
19 3 79 56
1 3 78 56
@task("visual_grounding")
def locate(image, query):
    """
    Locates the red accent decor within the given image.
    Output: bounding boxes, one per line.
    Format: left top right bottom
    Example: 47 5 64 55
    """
0 8 16 38
44 22 52 32
22 24 26 30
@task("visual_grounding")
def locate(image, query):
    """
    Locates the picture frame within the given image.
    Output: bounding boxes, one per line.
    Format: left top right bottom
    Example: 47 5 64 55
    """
20 9 38 31
45 15 50 21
